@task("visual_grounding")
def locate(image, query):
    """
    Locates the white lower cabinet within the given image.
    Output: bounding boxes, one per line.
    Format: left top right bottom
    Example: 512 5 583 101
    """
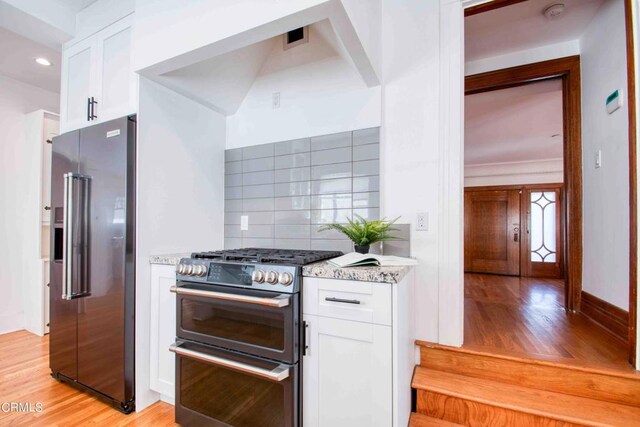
302 275 415 427
149 264 176 402
303 314 392 427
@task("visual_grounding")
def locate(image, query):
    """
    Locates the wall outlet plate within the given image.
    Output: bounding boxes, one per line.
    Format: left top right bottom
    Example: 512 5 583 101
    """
272 92 281 109
241 215 249 231
416 212 428 231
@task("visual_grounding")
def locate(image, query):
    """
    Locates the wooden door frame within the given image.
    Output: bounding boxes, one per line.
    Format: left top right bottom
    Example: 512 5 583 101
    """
465 184 565 279
624 0 637 366
466 56 582 313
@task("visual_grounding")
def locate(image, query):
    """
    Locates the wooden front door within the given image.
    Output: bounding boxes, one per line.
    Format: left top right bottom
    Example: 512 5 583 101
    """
465 190 521 275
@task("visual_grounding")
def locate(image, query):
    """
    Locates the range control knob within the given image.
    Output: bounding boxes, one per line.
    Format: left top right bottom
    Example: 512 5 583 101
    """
265 271 278 284
176 264 185 275
184 264 194 276
278 272 293 286
252 270 266 283
195 265 207 277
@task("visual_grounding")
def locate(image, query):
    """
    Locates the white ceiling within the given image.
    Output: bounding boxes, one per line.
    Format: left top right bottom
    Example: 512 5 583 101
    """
465 78 563 165
0 27 61 92
465 0 606 62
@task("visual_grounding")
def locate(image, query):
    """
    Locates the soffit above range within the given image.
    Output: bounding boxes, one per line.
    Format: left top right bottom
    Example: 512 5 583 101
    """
135 0 381 116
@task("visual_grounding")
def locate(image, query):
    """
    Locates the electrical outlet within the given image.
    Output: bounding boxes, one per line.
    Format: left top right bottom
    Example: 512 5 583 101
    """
416 212 428 231
595 150 602 169
241 215 249 231
272 92 281 109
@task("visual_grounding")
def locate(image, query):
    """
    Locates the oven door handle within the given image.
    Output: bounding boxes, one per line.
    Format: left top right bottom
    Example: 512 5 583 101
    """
169 286 290 308
169 342 290 382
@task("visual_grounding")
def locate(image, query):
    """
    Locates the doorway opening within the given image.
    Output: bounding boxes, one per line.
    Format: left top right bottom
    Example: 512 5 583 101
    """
463 0 636 370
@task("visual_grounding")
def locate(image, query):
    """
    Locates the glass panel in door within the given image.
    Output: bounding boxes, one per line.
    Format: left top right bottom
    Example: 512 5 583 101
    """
526 187 563 279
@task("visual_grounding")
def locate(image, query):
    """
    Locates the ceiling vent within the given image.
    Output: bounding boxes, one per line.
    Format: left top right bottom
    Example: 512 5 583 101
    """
283 26 308 50
543 3 566 20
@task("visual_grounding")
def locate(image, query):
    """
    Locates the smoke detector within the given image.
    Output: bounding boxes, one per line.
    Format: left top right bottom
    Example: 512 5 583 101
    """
543 3 566 20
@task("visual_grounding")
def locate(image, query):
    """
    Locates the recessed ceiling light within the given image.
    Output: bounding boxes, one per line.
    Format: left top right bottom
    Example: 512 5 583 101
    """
34 57 52 66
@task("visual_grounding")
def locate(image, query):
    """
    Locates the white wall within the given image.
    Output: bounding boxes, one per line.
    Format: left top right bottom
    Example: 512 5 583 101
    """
580 0 630 309
226 21 381 148
0 75 59 334
381 0 464 346
465 159 564 187
135 77 226 409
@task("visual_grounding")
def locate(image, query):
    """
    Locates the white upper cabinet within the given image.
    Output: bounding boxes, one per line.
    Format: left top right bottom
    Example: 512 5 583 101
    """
60 14 137 133
62 38 94 131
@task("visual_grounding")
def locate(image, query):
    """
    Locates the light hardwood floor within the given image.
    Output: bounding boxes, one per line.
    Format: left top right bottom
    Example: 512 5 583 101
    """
464 273 633 371
0 330 176 426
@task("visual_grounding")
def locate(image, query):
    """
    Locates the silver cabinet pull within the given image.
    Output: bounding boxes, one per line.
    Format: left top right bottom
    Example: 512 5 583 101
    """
170 286 290 308
325 297 361 305
169 342 290 382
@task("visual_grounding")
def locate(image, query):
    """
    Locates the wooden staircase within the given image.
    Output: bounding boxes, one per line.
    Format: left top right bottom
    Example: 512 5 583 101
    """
410 343 640 426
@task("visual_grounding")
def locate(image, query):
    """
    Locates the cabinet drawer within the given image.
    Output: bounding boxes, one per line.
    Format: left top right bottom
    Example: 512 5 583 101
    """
303 277 391 325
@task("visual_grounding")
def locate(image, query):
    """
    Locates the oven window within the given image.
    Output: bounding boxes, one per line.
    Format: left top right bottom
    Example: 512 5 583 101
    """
180 356 285 427
181 299 285 350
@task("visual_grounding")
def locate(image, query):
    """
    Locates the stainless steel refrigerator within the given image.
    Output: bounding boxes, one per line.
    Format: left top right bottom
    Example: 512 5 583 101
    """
49 115 136 413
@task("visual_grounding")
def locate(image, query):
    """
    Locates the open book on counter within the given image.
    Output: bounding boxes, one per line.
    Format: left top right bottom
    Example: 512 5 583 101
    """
327 252 418 268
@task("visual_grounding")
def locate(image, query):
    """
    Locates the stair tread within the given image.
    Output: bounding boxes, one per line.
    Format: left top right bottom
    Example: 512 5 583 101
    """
410 412 462 426
419 344 640 407
413 367 640 426
417 341 640 378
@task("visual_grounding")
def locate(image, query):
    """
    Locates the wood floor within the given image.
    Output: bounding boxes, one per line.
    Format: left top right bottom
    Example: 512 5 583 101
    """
464 273 633 371
0 330 176 426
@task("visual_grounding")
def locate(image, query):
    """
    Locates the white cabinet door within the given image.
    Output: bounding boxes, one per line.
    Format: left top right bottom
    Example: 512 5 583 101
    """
303 314 392 427
95 15 136 122
60 14 136 132
60 37 96 132
150 264 176 401
41 115 58 223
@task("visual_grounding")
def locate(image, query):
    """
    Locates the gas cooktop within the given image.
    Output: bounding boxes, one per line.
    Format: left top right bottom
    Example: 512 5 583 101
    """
191 248 343 266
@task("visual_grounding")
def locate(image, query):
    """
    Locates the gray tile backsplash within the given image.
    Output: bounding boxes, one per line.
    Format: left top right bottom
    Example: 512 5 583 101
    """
224 127 381 252
242 143 274 160
311 132 351 151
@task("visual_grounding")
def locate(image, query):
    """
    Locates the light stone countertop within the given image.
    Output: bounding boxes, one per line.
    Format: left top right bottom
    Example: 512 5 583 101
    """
302 260 414 284
149 253 191 266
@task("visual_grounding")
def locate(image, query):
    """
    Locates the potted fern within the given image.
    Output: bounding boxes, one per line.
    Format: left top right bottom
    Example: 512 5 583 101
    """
318 215 400 254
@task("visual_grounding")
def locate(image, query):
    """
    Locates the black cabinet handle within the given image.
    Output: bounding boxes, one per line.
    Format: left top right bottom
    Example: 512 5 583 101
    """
87 97 91 121
302 321 309 355
325 297 361 305
89 97 98 120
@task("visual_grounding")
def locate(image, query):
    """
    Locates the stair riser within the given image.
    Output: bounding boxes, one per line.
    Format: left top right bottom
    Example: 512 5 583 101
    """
417 390 581 427
421 347 640 407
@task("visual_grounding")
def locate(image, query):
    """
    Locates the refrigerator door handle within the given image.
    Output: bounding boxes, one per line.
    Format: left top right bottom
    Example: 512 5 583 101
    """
62 173 92 300
62 173 72 300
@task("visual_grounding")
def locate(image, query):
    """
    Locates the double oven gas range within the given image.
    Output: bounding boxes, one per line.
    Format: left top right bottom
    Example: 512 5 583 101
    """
170 248 342 427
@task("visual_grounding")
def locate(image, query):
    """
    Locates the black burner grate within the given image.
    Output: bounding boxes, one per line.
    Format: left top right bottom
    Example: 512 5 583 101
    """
191 248 343 266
